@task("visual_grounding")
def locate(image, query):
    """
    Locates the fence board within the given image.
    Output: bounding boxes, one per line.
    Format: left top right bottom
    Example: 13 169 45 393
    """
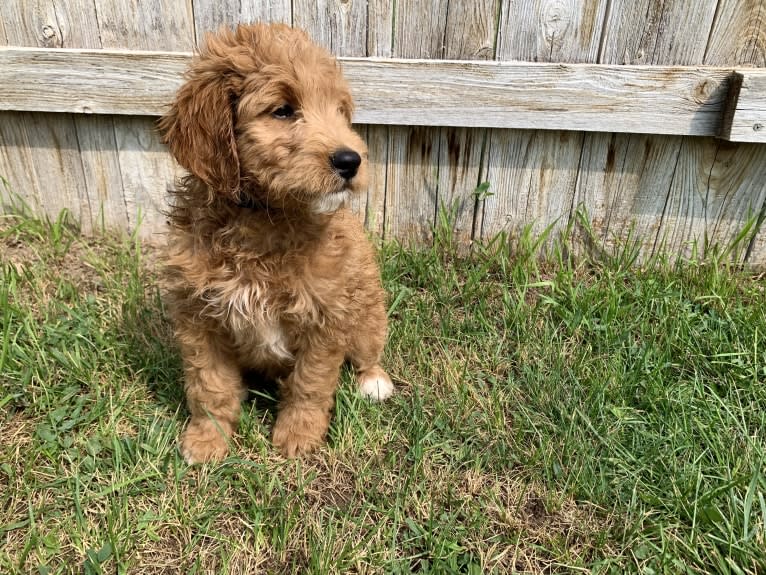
25 112 92 225
705 0 766 66
0 48 738 134
0 112 43 209
573 0 720 261
384 0 448 242
293 0 366 57
439 0 500 246
193 0 291 45
653 0 766 262
367 0 393 58
703 0 766 264
75 115 129 230
498 0 606 63
91 0 191 239
96 0 194 51
480 0 608 243
599 1 719 65
363 0 394 237
721 68 766 142
0 1 98 229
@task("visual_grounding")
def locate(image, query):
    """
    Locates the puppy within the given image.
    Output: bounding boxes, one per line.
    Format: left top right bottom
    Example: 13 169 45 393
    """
158 23 393 462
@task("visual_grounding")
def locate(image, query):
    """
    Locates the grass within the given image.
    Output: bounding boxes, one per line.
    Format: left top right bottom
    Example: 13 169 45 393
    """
1 204 765 574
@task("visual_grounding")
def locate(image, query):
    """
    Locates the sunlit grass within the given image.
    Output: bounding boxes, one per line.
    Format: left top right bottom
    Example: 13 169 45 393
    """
1 204 764 574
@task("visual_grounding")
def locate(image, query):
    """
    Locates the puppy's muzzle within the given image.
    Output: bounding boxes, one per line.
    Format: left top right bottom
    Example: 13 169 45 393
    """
331 149 362 180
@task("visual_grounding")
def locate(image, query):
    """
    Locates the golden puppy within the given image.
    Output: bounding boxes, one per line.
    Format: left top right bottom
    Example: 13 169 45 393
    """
158 23 393 462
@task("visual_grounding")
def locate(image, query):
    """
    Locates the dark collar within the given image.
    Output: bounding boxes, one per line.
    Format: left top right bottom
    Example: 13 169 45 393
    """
234 193 265 210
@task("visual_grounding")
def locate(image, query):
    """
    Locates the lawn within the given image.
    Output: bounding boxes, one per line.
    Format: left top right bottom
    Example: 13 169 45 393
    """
1 207 765 574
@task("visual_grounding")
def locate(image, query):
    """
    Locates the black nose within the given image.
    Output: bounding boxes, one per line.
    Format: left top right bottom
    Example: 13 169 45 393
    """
331 149 361 180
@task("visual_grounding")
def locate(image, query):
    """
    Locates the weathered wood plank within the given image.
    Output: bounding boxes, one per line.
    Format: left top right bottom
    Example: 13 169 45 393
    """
293 0 366 56
483 129 584 241
573 0 720 263
574 133 681 257
112 116 177 239
705 0 766 67
192 0 291 45
0 10 7 44
91 0 191 239
439 0 500 246
95 0 194 51
0 112 43 209
385 0 448 242
361 125 389 236
658 138 766 259
0 0 100 229
721 70 766 142
74 114 129 230
703 0 766 264
23 111 92 225
0 47 738 135
599 1 719 65
498 0 606 63
363 1 393 237
480 0 609 244
367 0 393 58
654 0 766 263
384 125 441 242
0 49 187 115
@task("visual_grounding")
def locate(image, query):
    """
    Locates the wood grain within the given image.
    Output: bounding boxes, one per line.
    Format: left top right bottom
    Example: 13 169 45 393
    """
704 0 766 264
74 114 129 230
364 0 393 237
384 0 448 242
92 0 191 239
0 47 737 136
293 0 366 56
0 112 43 209
95 0 194 51
721 70 766 142
483 128 583 240
599 1 719 65
573 0 721 263
0 0 98 229
498 0 606 63
438 0 500 246
480 0 609 244
193 0 291 46
705 0 766 67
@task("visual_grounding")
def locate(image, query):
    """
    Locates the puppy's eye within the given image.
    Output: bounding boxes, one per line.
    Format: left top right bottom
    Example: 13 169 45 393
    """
272 104 295 119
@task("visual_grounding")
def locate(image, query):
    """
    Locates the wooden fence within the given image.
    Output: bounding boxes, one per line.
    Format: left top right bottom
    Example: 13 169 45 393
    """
1 1 765 264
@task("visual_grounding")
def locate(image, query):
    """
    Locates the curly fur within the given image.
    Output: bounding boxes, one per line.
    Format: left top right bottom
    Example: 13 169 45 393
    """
158 23 393 462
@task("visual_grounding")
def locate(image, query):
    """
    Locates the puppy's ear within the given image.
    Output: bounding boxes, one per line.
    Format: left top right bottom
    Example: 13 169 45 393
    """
159 58 241 196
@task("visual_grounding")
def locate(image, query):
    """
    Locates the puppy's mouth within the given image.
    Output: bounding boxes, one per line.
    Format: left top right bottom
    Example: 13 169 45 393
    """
312 190 350 215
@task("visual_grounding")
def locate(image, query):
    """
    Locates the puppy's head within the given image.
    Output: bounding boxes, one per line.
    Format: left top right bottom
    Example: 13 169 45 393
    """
159 23 368 214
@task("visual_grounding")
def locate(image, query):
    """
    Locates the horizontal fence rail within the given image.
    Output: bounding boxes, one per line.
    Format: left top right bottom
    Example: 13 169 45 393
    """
1 47 764 141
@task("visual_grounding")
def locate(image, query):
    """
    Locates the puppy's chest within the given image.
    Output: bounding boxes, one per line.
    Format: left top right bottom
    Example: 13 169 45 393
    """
215 277 296 362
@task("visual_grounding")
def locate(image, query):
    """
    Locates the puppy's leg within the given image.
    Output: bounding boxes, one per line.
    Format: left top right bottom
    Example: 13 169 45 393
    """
348 302 394 401
179 336 246 464
272 347 344 458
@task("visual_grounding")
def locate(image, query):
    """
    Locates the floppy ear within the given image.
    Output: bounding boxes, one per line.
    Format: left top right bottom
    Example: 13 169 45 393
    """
158 61 241 196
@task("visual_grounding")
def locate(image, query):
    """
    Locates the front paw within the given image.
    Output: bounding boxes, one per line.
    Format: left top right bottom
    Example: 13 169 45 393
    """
180 419 231 464
272 408 328 458
358 366 395 401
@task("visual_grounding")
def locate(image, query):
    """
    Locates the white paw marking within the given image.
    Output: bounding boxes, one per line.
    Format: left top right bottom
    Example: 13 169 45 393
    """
359 372 394 401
